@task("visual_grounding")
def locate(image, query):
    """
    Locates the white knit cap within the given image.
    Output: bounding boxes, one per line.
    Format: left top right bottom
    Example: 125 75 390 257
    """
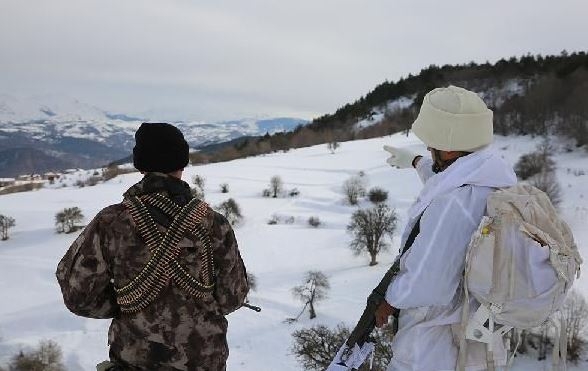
411 85 493 151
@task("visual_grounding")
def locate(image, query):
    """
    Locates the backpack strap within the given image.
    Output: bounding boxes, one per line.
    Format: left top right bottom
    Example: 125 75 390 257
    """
457 245 512 371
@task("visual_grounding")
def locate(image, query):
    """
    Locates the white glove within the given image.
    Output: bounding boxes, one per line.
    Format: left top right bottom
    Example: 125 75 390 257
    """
383 145 419 169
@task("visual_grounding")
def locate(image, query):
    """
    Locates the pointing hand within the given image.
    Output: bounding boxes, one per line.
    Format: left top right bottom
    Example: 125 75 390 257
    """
383 145 419 169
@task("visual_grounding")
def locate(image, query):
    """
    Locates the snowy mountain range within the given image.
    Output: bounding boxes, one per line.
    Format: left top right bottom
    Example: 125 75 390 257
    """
0 94 306 177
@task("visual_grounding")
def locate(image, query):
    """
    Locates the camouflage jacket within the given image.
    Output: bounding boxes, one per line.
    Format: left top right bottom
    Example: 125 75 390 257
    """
56 173 249 371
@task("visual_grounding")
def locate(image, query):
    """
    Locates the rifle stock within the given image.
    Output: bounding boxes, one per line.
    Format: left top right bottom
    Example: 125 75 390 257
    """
345 263 400 348
329 217 421 370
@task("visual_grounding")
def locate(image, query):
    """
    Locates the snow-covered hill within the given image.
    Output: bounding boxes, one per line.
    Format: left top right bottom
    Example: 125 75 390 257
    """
0 95 305 142
0 133 586 370
0 95 306 177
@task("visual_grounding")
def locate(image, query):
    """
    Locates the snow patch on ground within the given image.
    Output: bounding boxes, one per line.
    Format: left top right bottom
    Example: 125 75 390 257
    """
355 96 414 130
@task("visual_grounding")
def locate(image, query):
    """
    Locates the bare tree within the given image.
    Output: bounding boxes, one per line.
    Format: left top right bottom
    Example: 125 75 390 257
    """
9 339 65 371
347 204 398 266
307 216 321 228
244 272 258 306
55 207 84 234
220 183 229 193
290 271 330 320
537 325 549 361
192 174 206 189
247 273 257 292
291 323 395 371
343 175 367 205
0 214 16 240
192 175 206 200
191 187 205 200
269 176 283 198
291 324 350 371
530 171 562 208
562 290 588 361
327 141 340 154
217 198 243 226
515 152 555 180
514 141 556 180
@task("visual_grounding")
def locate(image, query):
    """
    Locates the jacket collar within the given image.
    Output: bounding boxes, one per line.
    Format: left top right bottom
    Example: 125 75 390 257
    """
407 146 517 221
123 172 193 203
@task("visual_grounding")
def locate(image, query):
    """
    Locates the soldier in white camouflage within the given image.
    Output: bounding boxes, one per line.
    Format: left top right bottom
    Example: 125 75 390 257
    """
56 122 249 371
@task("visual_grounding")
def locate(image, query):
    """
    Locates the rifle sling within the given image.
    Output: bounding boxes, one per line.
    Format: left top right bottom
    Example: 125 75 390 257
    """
346 215 423 348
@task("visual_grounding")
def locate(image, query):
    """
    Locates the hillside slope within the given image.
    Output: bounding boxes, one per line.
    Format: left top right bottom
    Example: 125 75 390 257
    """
0 133 586 370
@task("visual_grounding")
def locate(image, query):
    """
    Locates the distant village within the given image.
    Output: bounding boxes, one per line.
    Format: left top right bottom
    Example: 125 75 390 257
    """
0 171 65 186
0 165 136 195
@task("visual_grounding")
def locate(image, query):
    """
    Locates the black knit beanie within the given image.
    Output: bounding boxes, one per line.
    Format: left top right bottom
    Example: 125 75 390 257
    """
133 123 189 173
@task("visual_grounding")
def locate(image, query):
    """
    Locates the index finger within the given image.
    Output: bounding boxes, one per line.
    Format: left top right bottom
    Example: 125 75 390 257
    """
383 145 395 153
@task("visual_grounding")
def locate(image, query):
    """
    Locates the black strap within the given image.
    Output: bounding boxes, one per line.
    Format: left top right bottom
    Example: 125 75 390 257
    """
345 215 423 348
402 215 422 255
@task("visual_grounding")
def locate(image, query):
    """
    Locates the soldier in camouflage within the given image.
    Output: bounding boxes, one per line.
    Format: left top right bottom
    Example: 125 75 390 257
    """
56 122 249 371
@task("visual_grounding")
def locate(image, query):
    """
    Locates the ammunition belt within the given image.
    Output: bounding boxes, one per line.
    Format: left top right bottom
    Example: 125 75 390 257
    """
116 193 215 313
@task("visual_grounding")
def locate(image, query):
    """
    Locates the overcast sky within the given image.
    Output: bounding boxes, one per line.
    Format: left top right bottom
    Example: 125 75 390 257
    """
0 0 586 122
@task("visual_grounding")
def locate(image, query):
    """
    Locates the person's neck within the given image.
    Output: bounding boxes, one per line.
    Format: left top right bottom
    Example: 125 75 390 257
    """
142 170 183 180
167 170 183 180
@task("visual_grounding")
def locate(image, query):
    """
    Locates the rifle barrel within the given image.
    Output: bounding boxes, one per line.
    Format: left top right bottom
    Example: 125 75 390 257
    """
243 303 262 312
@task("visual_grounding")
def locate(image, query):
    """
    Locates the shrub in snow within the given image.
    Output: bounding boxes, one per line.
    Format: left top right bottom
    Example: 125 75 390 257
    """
291 324 348 371
192 174 206 189
102 164 135 181
0 214 16 241
267 214 295 225
191 175 206 199
327 141 340 154
8 339 65 371
191 187 205 201
247 273 258 292
307 216 321 228
514 145 555 180
216 198 243 226
244 272 258 307
262 189 272 198
85 176 101 187
502 290 588 362
529 171 562 209
347 204 397 266
368 187 389 204
291 323 394 371
267 215 280 225
560 289 588 362
220 183 229 193
289 271 330 321
342 175 367 205
55 207 84 234
289 188 300 197
269 175 283 198
0 182 43 196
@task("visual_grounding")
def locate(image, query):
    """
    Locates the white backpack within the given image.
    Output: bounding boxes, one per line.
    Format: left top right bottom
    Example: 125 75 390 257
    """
457 184 582 371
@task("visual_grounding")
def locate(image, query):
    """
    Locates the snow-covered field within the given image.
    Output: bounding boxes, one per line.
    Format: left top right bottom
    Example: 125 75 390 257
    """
0 133 587 370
